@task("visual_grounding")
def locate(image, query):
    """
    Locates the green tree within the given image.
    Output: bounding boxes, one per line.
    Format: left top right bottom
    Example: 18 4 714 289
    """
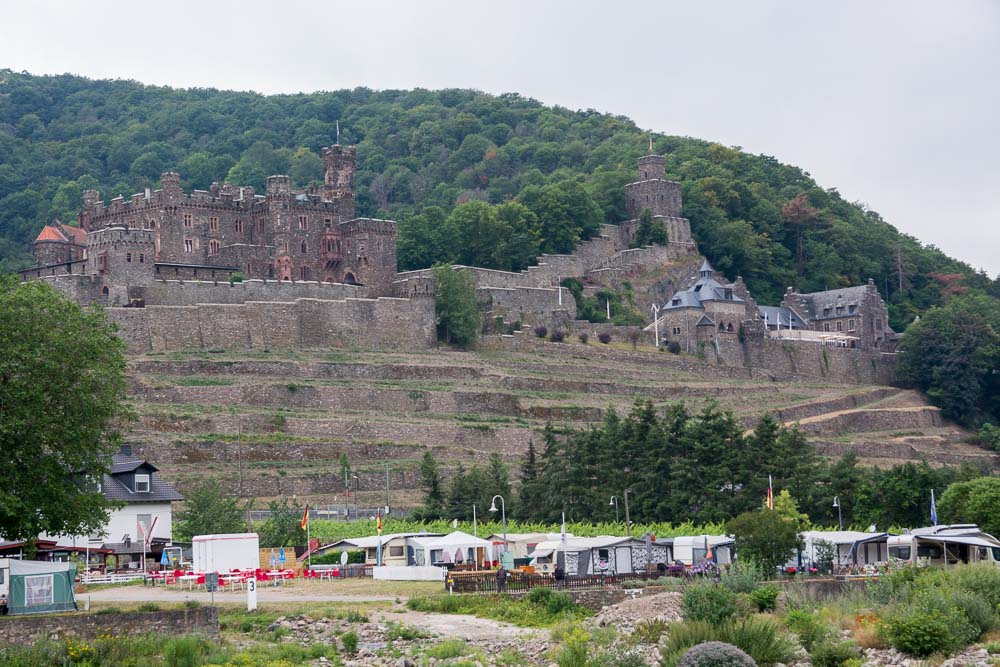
418 451 444 519
432 264 479 348
939 477 1000 537
173 480 246 541
726 507 803 574
0 278 131 542
257 497 305 548
516 440 541 520
632 208 668 247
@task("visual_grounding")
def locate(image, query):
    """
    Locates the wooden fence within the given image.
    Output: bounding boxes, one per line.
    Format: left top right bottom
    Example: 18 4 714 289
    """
447 570 663 594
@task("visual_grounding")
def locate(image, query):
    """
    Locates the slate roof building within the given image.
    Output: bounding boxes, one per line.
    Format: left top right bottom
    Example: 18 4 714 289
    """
781 280 894 350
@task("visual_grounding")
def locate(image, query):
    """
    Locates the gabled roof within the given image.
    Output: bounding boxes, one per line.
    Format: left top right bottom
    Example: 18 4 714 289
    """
102 451 183 503
35 225 68 242
758 305 807 329
795 285 870 320
695 315 715 327
58 224 87 244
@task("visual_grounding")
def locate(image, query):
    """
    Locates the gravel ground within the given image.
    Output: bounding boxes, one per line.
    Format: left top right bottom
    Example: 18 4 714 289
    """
590 592 684 633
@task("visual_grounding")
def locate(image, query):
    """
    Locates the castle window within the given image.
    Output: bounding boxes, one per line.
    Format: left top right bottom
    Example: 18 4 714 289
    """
300 266 311 280
268 264 274 278
299 216 308 231
324 218 332 229
209 240 220 255
184 214 192 228
836 321 843 332
876 318 883 331
824 322 831 332
235 219 243 233
127 252 132 263
301 240 308 254
849 304 857 313
129 219 136 228
673 327 681 335
836 306 844 315
148 219 156 229
848 319 855 332
184 239 194 253
283 241 289 254
258 219 265 232
209 217 218 231
139 254 144 264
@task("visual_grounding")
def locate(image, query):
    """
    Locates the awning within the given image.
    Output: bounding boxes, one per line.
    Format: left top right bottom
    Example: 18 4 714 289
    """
916 535 1000 548
530 549 554 559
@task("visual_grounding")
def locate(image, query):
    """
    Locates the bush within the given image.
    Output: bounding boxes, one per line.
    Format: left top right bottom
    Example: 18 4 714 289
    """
341 630 358 655
721 560 766 594
681 582 738 625
749 585 780 612
660 617 796 667
810 639 861 667
950 563 1000 609
533 324 548 338
598 331 611 344
783 609 830 652
578 332 589 344
228 271 244 284
667 340 681 354
631 618 669 644
137 602 161 612
676 641 756 667
949 589 996 637
164 636 208 667
550 329 566 343
880 607 953 657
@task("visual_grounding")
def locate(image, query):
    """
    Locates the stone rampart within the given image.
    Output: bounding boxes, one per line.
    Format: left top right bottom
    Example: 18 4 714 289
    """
132 278 364 305
0 607 218 646
106 295 435 353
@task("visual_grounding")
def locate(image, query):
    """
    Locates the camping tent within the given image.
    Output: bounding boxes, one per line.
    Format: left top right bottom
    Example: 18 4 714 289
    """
5 559 77 615
408 531 494 567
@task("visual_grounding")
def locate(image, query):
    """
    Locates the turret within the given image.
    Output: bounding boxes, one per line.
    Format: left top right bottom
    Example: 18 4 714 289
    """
322 144 356 196
266 175 292 197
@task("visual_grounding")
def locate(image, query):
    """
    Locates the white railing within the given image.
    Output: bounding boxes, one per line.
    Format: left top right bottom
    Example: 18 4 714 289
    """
82 572 147 585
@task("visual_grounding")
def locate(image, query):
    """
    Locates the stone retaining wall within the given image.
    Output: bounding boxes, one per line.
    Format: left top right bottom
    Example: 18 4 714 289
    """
0 607 218 646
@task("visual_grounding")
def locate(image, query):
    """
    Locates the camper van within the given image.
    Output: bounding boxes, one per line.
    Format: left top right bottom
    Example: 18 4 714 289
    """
672 535 734 566
886 524 1000 567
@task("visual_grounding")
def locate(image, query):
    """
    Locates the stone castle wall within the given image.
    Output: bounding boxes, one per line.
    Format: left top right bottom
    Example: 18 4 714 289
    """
131 278 364 306
106 295 435 353
0 607 219 646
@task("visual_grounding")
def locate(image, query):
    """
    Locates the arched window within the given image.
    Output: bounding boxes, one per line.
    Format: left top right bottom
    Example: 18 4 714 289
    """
209 240 220 255
301 240 308 254
300 266 311 280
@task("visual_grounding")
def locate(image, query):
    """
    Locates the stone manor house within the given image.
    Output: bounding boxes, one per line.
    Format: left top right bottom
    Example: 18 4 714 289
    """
22 143 895 360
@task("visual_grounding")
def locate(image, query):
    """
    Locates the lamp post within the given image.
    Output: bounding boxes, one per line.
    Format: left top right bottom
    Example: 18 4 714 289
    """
833 496 843 531
489 495 508 556
609 495 619 524
623 489 632 536
353 474 360 521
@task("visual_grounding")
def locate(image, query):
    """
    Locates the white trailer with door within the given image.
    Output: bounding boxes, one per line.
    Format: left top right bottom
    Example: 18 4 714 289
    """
887 525 1000 567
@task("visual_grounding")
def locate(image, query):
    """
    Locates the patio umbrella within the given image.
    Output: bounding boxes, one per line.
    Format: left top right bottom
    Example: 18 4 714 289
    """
270 549 277 568
278 547 286 565
455 547 463 563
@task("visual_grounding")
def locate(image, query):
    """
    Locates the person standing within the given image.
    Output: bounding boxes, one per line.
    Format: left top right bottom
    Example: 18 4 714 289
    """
554 564 565 589
496 566 507 593
0 593 8 616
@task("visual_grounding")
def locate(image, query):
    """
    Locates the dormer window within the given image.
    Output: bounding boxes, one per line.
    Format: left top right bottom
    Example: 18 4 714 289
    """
134 473 150 493
672 299 681 306
724 288 733 300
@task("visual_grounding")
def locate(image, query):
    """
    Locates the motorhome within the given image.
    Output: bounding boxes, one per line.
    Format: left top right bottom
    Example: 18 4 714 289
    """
886 524 1000 567
672 535 734 566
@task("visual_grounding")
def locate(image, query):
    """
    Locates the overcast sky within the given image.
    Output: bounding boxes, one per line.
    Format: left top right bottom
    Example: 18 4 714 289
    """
2 0 997 275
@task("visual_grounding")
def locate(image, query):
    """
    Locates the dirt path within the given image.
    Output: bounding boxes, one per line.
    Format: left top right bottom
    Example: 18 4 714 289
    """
84 585 396 604
371 608 542 641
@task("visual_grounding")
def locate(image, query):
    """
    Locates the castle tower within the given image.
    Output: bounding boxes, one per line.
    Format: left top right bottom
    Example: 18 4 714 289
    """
322 145 356 197
86 224 155 306
625 153 683 220
160 172 182 202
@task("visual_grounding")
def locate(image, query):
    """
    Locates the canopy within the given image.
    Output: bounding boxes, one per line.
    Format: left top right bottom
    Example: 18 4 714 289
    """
408 531 493 566
917 535 1000 548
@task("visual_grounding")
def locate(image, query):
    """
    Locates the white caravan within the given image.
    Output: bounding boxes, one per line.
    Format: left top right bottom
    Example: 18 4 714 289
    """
672 535 734 566
886 524 1000 567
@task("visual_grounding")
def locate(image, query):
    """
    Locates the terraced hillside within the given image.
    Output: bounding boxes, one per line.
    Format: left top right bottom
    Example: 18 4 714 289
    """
125 344 997 509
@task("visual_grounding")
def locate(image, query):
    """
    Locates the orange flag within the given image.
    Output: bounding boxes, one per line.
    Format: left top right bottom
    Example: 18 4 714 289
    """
301 503 309 530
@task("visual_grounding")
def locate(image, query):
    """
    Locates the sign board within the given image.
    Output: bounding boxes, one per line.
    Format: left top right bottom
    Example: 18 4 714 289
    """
204 572 219 592
500 551 515 570
247 577 257 611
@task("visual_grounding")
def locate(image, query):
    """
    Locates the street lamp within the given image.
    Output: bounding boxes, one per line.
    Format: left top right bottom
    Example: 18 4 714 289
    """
352 474 360 521
833 496 843 531
488 495 508 556
609 496 619 524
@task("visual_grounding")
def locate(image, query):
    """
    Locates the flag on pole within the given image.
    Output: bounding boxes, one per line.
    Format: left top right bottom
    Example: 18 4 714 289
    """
767 475 774 510
930 489 938 526
300 503 310 530
376 508 383 535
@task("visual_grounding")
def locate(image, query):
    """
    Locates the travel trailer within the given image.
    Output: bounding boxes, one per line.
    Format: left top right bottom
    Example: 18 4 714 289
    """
886 525 1000 567
672 535 734 566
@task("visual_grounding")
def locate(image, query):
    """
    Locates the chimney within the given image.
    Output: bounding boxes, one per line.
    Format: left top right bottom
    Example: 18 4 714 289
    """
120 444 133 457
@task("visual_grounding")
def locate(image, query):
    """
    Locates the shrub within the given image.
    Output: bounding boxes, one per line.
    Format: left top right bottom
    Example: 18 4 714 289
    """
598 331 611 344
578 332 589 344
721 560 766 594
948 588 996 637
681 582 738 625
783 609 830 652
96 606 122 615
631 618 669 644
880 607 953 657
749 585 780 612
182 599 201 609
810 639 862 667
550 329 566 343
137 602 161 612
164 636 208 667
950 563 1000 609
533 324 548 338
660 617 796 667
228 272 244 284
667 340 681 354
553 626 590 667
628 329 640 349
676 641 756 667
341 630 358 655
526 586 552 605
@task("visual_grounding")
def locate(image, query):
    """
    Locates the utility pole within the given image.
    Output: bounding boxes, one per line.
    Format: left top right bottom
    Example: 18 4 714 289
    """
385 462 390 515
623 489 632 537
237 415 243 497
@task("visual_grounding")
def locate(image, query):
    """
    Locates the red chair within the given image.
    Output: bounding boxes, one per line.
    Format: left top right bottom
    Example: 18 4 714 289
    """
196 574 206 589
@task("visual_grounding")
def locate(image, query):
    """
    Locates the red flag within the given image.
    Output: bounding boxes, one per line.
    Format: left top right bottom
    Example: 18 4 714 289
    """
301 503 309 530
767 475 774 510
376 508 383 535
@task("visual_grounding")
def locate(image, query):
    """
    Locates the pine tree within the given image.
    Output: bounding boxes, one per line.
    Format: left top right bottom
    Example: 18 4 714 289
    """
516 440 540 519
419 451 444 518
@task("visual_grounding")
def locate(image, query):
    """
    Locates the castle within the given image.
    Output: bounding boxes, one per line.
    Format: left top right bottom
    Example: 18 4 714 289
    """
22 144 896 378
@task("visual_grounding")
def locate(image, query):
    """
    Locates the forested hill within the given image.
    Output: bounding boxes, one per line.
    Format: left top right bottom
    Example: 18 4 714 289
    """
1 70 996 328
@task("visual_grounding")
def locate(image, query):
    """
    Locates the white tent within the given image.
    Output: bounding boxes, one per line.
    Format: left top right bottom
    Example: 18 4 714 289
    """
408 531 494 567
672 535 735 566
795 530 890 570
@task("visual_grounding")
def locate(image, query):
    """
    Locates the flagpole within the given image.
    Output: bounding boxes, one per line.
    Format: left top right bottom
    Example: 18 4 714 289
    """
307 507 311 568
